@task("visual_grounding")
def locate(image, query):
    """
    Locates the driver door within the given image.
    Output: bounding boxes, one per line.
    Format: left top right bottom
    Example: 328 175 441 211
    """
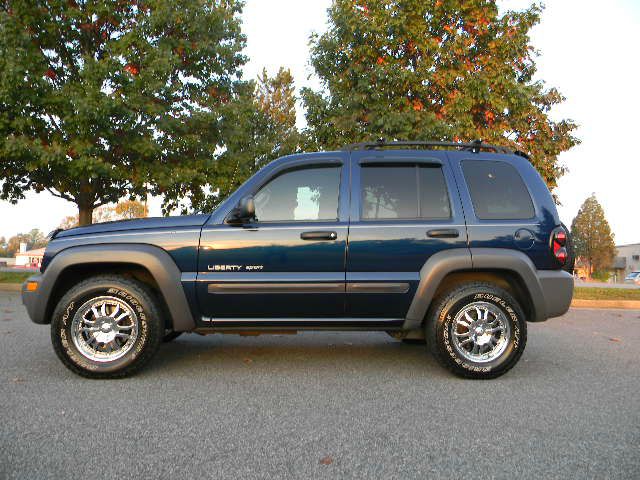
196 155 349 320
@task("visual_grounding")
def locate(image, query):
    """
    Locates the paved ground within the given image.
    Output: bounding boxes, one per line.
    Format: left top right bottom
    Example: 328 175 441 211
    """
0 291 638 479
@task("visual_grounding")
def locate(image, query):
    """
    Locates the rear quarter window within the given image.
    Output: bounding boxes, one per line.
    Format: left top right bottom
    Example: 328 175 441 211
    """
462 160 535 220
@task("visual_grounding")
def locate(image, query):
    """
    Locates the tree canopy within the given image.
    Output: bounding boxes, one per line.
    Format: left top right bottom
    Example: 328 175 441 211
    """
571 194 616 278
302 0 579 189
190 67 302 212
0 0 246 224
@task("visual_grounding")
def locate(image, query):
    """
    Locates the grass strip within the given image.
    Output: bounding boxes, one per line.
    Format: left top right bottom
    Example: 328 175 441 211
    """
574 287 640 301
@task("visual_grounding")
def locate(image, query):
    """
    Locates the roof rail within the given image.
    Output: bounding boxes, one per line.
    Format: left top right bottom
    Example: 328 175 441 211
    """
341 139 527 157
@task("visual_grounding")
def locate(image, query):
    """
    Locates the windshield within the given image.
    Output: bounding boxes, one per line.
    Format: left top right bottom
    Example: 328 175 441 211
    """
626 272 640 279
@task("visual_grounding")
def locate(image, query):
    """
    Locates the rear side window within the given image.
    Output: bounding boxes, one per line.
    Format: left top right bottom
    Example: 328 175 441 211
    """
361 165 451 220
462 160 534 220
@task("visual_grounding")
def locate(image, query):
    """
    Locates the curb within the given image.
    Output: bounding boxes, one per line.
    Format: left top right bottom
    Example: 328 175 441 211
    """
0 283 22 292
571 299 640 310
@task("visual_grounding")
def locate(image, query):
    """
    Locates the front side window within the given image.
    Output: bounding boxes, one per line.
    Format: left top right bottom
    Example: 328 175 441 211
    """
360 164 451 220
254 166 340 222
462 160 535 220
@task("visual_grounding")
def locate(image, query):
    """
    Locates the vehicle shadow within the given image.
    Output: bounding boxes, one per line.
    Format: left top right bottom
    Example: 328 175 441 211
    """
144 332 450 379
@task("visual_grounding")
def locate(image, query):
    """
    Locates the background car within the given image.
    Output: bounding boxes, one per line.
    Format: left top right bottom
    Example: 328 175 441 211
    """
624 271 640 285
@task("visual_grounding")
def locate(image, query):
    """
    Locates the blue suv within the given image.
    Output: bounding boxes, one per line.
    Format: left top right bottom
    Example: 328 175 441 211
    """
22 140 574 379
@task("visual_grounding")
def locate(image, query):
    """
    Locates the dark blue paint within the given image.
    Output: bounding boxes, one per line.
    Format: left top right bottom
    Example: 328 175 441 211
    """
40 147 565 325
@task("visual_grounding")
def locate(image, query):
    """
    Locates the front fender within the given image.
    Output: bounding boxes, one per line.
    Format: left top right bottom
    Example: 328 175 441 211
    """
22 244 196 331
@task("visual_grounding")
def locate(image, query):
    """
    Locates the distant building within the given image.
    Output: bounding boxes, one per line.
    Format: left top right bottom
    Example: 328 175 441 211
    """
612 243 640 281
0 257 16 267
14 243 45 268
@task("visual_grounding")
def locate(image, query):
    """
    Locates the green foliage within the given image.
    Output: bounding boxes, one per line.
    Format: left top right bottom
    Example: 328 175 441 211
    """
191 67 302 212
2 229 48 256
0 271 33 283
302 0 579 189
590 270 610 282
0 0 246 224
571 194 616 277
573 287 640 301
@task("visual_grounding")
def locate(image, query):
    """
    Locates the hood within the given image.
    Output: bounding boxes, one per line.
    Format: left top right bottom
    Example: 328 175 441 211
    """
55 214 210 239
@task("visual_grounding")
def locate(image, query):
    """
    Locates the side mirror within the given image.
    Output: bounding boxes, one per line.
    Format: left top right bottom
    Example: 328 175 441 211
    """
228 195 255 224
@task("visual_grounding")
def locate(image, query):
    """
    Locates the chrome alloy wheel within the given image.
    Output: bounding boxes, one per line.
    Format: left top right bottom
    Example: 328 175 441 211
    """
451 301 511 363
70 296 139 363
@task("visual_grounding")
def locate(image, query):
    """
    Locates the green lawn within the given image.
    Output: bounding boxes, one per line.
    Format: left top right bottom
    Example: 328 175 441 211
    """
574 287 640 301
0 271 33 284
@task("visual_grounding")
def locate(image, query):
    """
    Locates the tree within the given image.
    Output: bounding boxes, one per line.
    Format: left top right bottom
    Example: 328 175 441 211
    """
4 229 47 256
58 199 148 228
302 0 579 189
0 1 246 225
115 199 148 219
571 194 615 278
191 67 302 212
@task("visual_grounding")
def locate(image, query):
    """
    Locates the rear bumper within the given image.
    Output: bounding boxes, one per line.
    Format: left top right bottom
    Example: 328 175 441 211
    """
537 270 574 319
21 275 46 324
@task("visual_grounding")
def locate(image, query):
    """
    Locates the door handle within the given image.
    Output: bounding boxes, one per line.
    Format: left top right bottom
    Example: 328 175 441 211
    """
427 228 460 238
300 231 337 241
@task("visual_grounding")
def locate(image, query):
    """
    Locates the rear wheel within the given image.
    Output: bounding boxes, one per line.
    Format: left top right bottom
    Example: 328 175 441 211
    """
51 275 164 378
426 282 527 379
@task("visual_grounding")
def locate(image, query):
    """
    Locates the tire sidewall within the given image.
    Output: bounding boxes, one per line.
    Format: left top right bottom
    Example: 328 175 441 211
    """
52 280 161 376
436 287 525 376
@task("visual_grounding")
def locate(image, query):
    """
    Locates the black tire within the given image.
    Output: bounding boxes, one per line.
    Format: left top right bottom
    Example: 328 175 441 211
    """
51 275 164 379
425 282 527 379
163 330 183 343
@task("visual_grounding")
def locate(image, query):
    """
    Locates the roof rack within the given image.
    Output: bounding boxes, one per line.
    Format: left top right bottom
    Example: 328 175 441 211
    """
341 139 527 158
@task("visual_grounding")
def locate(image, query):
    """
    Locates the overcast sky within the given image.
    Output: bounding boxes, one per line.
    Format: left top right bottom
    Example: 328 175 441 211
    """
1 0 639 245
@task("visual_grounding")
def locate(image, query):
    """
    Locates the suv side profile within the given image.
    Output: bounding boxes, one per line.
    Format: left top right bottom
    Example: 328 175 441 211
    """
22 141 574 379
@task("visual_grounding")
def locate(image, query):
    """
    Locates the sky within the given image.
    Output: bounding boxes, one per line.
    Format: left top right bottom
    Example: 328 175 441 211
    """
1 0 639 245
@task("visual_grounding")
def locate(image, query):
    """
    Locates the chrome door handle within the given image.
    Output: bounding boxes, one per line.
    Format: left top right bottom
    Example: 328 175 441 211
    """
427 229 460 238
300 231 337 241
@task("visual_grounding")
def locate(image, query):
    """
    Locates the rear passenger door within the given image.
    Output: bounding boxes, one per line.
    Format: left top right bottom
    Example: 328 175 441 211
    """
346 151 468 319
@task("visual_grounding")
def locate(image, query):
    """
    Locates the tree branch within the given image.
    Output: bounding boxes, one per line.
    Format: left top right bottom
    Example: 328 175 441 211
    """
45 187 74 202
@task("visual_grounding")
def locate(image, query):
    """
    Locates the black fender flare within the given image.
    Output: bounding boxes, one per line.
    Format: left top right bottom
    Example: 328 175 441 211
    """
403 248 548 330
26 244 195 331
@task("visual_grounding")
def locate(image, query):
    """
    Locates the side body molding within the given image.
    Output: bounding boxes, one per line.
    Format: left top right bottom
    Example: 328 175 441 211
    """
26 244 195 331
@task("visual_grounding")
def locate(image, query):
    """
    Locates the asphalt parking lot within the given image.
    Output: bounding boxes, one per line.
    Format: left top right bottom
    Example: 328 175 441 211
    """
1 290 638 479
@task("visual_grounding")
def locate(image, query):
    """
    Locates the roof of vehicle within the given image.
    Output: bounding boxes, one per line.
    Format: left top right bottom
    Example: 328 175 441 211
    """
341 139 529 158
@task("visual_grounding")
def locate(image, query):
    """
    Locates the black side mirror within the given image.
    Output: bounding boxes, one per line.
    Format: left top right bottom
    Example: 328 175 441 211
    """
228 195 255 224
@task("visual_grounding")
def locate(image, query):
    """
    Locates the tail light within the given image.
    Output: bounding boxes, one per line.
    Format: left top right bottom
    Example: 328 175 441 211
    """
551 226 568 266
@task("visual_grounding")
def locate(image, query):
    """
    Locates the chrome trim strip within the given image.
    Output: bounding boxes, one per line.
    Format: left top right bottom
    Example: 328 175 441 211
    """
208 283 345 294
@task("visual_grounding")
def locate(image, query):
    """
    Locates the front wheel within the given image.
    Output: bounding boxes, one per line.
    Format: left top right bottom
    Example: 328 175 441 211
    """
426 282 527 379
51 275 164 378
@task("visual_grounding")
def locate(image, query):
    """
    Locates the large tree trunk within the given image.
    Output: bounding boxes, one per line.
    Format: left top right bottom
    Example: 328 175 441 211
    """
78 204 94 226
77 179 94 226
